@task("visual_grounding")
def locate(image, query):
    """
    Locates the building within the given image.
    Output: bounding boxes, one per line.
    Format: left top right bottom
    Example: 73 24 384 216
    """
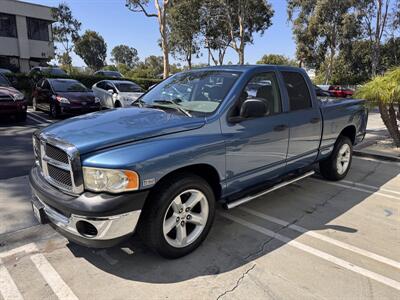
0 0 55 73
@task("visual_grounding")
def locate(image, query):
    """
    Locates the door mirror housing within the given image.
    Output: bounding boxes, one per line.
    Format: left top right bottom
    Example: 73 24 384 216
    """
240 98 268 119
107 89 114 94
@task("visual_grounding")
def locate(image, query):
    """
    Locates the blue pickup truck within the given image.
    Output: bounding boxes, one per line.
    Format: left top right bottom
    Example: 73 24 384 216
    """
30 65 368 258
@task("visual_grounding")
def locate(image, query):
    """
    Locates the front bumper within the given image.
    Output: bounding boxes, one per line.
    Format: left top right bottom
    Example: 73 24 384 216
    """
29 167 149 248
60 103 101 115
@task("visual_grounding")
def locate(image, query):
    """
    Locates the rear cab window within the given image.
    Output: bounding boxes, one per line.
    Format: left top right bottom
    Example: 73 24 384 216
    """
281 71 312 111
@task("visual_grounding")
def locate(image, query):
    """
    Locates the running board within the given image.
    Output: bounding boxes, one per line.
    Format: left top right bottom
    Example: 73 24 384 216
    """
224 170 315 210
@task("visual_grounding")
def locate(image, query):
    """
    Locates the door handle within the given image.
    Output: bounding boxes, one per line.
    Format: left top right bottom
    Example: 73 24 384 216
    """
310 117 321 124
273 124 288 132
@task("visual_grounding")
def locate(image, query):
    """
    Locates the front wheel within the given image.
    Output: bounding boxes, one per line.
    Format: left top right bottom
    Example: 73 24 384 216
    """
319 136 353 181
49 103 60 119
138 174 215 258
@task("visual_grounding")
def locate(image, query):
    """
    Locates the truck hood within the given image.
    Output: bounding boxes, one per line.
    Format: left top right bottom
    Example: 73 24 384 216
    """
40 107 205 154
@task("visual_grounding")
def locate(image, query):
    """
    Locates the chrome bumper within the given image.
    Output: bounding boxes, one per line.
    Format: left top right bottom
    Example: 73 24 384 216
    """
33 195 141 241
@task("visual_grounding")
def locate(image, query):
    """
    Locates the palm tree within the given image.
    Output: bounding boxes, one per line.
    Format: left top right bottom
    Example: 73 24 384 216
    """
356 68 400 147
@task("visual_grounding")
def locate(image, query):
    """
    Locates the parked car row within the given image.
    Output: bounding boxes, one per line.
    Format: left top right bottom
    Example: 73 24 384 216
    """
0 73 27 121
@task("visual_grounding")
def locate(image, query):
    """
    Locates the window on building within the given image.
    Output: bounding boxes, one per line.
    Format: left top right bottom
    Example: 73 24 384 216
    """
282 71 312 111
0 13 17 38
27 17 50 41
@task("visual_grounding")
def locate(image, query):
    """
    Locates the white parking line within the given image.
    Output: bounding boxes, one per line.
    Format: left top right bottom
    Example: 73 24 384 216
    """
27 114 49 125
341 180 400 196
27 111 53 124
239 207 400 269
0 259 23 300
220 212 400 291
30 253 78 300
0 243 38 259
354 156 400 166
310 178 400 201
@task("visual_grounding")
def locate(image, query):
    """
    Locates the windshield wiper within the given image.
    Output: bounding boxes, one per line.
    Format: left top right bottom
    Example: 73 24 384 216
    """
150 99 192 117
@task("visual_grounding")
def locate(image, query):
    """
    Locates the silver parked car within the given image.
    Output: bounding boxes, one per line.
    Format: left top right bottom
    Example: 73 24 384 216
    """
92 80 144 108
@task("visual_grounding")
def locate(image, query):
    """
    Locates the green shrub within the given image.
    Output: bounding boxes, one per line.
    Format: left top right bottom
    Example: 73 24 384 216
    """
5 73 162 104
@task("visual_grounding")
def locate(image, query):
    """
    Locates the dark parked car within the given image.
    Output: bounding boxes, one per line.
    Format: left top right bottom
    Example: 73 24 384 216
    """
30 66 368 258
29 67 67 77
0 74 27 121
94 70 123 78
328 85 354 98
32 78 100 118
314 85 331 97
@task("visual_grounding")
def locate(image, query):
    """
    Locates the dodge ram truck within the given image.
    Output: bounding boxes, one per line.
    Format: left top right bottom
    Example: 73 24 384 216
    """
30 65 368 258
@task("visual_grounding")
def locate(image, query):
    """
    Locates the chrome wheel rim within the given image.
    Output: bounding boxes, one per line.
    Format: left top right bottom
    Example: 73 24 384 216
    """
336 144 351 175
163 189 209 248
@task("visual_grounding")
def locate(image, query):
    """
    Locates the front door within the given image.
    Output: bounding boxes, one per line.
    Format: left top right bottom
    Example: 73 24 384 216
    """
222 72 289 197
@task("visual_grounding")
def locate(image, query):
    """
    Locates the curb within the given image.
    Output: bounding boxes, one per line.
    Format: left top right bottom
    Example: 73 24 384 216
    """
353 150 400 162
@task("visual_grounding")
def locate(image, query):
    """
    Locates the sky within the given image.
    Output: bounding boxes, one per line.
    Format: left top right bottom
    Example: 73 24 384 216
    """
23 0 296 67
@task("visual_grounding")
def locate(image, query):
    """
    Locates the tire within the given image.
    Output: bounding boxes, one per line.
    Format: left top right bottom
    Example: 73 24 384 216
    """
16 111 27 122
114 101 121 108
138 174 216 259
49 103 60 119
319 135 353 181
32 97 38 111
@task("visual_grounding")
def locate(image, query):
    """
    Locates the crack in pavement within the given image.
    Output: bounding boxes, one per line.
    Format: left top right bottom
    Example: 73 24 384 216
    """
216 264 256 300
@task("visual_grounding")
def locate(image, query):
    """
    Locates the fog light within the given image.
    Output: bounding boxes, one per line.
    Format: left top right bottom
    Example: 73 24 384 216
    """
76 220 98 238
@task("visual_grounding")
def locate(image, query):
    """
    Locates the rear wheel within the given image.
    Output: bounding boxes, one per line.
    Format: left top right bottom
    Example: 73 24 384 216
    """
138 174 215 258
114 101 121 108
319 136 353 181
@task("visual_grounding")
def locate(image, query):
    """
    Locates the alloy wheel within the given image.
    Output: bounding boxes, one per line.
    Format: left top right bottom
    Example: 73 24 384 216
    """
336 143 351 175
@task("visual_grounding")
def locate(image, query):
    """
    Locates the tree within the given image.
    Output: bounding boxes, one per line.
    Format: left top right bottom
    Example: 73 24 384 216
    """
356 68 400 147
223 0 274 64
51 3 81 73
288 0 362 83
257 54 296 66
200 0 231 66
74 30 107 71
126 0 171 78
359 0 391 76
111 45 139 68
168 0 201 69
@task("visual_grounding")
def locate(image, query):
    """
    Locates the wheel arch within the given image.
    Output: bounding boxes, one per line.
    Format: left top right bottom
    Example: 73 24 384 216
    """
339 125 356 145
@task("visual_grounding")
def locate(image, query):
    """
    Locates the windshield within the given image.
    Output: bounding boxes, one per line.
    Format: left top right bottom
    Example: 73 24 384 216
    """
115 82 143 93
44 68 67 76
0 75 10 87
103 71 122 77
52 80 88 92
140 70 240 115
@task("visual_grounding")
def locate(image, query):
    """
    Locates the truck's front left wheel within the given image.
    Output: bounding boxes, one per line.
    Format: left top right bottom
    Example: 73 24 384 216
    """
138 174 215 259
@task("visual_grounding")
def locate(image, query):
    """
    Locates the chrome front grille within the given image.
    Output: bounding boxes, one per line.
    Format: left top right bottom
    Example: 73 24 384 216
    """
33 132 83 195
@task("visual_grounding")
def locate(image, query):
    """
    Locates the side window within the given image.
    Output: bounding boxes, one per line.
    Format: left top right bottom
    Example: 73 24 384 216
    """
237 72 282 117
282 72 312 111
42 80 51 90
36 79 44 88
105 82 116 93
97 81 105 90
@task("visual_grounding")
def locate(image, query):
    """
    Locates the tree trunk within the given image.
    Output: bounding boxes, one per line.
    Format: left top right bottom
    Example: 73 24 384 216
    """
378 101 400 147
325 48 335 84
157 1 169 79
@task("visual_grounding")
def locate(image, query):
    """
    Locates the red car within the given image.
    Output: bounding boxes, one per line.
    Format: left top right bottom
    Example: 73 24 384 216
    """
328 85 354 98
0 74 27 121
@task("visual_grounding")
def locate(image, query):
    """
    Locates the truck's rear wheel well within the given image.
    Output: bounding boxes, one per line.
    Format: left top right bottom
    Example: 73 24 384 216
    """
339 126 356 145
153 164 222 200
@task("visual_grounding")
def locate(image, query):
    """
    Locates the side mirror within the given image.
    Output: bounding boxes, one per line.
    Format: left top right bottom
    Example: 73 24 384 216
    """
240 98 268 119
107 89 114 94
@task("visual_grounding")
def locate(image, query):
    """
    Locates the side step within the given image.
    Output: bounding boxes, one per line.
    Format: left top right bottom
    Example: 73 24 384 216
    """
224 170 315 210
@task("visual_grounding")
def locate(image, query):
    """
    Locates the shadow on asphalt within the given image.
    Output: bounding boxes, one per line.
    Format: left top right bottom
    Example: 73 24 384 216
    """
65 159 399 284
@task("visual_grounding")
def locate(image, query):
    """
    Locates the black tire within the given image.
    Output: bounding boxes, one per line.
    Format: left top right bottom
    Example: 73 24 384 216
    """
49 103 60 119
16 111 27 122
319 135 353 181
138 174 216 259
114 101 121 108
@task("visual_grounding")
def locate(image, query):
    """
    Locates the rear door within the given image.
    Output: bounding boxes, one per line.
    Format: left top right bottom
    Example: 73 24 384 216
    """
279 70 322 171
222 71 289 197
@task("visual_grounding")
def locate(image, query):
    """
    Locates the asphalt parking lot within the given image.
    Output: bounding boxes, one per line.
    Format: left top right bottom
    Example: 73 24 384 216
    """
0 110 399 299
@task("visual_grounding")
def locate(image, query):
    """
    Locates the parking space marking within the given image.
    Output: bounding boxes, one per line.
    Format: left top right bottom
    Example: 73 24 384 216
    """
220 212 400 291
341 180 400 196
0 259 24 300
354 156 400 166
27 114 50 125
30 253 78 300
310 178 400 201
239 207 400 269
0 243 38 259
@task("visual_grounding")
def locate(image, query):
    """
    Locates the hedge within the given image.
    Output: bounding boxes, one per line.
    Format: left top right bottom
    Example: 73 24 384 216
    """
5 73 162 104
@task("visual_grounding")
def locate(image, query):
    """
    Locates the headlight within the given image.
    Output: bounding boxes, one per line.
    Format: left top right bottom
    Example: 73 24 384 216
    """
94 97 101 103
56 96 70 104
12 93 24 101
83 167 139 193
